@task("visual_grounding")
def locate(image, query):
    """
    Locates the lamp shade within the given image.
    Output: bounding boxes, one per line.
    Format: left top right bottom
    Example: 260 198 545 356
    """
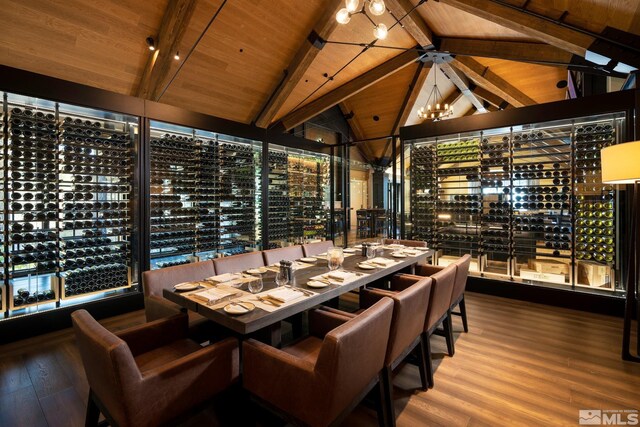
601 140 640 184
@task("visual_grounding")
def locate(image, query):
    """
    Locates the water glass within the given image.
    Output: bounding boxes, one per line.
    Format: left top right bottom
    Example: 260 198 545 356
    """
327 246 344 271
248 274 263 294
366 244 376 261
275 269 289 287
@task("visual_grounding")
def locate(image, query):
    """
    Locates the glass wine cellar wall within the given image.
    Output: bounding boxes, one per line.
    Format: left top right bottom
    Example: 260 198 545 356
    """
405 112 626 293
3 92 139 316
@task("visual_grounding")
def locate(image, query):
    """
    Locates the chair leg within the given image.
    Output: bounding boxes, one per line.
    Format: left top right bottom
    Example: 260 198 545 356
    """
460 295 469 333
85 390 100 427
381 366 395 427
417 335 429 391
376 374 390 427
422 332 434 389
444 311 455 357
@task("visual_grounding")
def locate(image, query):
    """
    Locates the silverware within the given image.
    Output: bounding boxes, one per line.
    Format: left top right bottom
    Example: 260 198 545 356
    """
286 285 313 296
229 301 252 310
255 296 282 307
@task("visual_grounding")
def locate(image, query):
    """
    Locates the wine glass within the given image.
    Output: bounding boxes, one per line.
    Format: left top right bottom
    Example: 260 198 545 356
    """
248 273 263 294
275 269 289 287
327 247 344 271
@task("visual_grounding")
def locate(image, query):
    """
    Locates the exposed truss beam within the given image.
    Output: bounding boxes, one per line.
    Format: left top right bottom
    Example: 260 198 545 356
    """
385 0 433 47
277 49 420 131
441 88 463 109
136 0 196 100
440 63 486 112
391 62 431 134
472 85 509 110
452 57 536 107
254 0 343 128
438 38 572 65
438 0 592 56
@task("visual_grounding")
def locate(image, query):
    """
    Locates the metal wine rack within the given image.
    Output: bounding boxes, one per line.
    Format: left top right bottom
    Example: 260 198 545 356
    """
267 149 290 248
408 112 625 291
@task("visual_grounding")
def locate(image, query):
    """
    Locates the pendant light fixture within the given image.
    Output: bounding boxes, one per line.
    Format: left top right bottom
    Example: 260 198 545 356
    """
417 62 454 121
336 0 389 40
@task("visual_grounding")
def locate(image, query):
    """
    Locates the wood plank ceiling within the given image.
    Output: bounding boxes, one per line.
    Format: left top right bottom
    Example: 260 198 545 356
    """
0 0 638 159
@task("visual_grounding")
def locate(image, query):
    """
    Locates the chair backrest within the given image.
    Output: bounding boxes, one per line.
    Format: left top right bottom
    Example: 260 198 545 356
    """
213 251 265 274
425 264 457 332
142 260 215 298
385 278 432 365
383 238 428 248
302 240 334 257
450 254 472 305
71 310 140 425
262 245 304 265
315 298 394 426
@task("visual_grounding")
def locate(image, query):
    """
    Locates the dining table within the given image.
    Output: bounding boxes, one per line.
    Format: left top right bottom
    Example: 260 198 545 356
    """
163 245 434 345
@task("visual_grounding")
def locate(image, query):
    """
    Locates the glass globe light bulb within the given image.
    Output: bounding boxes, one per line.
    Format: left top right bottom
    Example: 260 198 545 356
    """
369 0 386 16
373 23 388 39
336 8 351 24
346 0 360 12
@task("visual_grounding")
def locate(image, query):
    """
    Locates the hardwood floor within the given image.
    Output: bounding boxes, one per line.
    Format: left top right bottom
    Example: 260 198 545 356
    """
0 292 638 426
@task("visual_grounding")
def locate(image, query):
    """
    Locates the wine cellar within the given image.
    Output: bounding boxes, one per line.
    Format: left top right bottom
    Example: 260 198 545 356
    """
405 112 626 291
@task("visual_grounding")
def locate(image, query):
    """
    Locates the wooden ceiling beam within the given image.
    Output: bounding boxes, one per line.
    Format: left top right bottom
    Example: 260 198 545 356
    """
472 85 509 109
437 0 592 57
277 49 420 131
136 0 196 100
385 0 434 47
439 38 572 65
254 0 343 128
440 63 486 113
442 88 463 108
451 57 536 107
392 62 431 134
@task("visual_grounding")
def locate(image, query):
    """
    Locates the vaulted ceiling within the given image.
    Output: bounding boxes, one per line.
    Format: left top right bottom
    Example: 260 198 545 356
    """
1 0 638 162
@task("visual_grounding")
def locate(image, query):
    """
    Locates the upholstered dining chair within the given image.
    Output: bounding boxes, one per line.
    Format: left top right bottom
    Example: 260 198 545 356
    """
262 245 304 265
392 264 457 388
213 251 265 274
141 260 215 322
243 298 394 427
320 277 432 426
302 240 335 257
416 254 471 336
72 310 239 427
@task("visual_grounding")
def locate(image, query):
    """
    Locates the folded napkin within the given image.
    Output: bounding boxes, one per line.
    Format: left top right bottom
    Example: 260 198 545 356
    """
267 287 302 303
403 249 419 256
367 257 395 267
191 287 237 304
326 270 356 282
206 273 241 283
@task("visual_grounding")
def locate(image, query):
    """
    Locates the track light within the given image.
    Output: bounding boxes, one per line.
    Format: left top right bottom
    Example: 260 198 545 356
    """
146 37 156 51
174 51 180 60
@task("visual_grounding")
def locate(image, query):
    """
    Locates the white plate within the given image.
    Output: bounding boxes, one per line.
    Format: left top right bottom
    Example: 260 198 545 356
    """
174 282 200 292
223 302 255 315
357 263 376 270
316 252 327 257
300 257 317 263
353 244 362 248
392 253 407 258
343 248 356 253
306 280 330 288
247 267 268 274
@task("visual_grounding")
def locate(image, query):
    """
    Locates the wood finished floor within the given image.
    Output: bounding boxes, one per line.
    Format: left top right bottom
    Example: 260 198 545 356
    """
0 292 638 427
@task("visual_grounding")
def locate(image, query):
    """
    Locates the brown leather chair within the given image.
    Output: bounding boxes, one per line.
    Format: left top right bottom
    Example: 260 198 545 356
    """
142 260 214 323
262 245 304 265
213 251 265 274
302 240 334 257
72 310 239 427
417 254 471 335
392 264 456 388
243 298 394 427
323 277 432 426
382 239 428 248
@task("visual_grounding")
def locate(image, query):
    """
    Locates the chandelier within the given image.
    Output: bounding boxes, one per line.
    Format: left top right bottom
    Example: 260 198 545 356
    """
417 62 454 121
336 0 389 40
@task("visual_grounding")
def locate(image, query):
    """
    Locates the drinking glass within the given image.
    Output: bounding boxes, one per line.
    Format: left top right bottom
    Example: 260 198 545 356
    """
275 269 289 287
248 274 263 294
366 244 376 261
327 247 344 271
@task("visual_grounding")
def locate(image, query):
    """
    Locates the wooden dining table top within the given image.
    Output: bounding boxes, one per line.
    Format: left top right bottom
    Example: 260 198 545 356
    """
163 247 433 335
